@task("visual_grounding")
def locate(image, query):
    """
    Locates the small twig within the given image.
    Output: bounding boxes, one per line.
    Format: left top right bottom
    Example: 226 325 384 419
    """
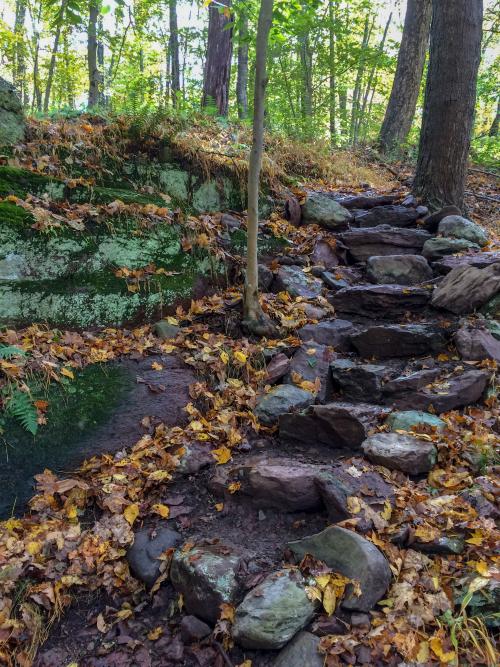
468 167 500 179
213 640 235 667
464 190 500 203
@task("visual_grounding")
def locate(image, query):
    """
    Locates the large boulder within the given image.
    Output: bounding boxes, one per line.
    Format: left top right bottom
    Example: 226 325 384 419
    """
279 402 389 450
438 215 488 246
362 432 437 474
127 527 181 587
273 631 323 667
301 192 353 230
354 205 419 228
298 319 357 351
455 322 500 362
330 358 398 402
255 385 315 426
331 285 430 318
350 324 447 358
233 569 318 649
0 77 24 146
423 205 462 233
386 410 446 432
366 254 433 286
431 264 500 314
340 225 431 262
170 543 247 623
288 526 392 612
422 237 480 261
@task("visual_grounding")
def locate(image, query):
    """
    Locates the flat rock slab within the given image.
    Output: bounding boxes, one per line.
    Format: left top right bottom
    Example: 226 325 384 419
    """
298 319 357 350
273 265 323 299
284 343 335 402
351 324 448 358
422 237 480 261
301 192 353 230
311 239 340 269
255 385 315 426
209 455 324 512
354 205 419 228
382 368 442 398
331 285 430 318
455 322 500 362
366 254 433 286
171 543 247 623
431 264 500 314
288 526 392 612
315 462 395 524
233 569 318 650
337 194 395 210
362 432 437 474
279 402 389 450
273 631 323 667
340 225 431 263
438 215 488 246
330 358 402 402
127 527 181 587
386 410 446 432
432 251 500 275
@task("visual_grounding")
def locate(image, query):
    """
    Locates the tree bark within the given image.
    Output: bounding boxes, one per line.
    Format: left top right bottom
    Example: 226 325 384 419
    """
88 0 100 107
13 0 27 103
244 0 274 329
169 0 180 107
237 9 249 119
413 0 483 210
489 96 499 137
329 0 337 145
202 0 233 116
379 0 432 153
350 15 373 144
43 0 67 112
299 28 313 124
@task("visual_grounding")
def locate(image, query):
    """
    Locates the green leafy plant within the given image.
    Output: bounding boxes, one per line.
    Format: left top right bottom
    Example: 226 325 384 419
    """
4 389 38 436
0 345 26 359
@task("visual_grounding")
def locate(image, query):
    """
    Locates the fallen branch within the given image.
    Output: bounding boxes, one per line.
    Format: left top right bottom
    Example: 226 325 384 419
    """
464 190 500 203
468 167 500 179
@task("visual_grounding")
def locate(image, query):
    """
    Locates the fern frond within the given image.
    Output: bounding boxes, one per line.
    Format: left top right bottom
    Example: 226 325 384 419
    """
6 389 38 435
0 345 26 359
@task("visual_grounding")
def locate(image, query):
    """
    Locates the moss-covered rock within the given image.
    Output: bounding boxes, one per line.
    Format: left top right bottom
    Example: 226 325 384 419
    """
0 166 63 199
0 78 24 147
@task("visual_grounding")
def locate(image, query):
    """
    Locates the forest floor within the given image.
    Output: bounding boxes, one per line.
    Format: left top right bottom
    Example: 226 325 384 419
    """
0 116 499 667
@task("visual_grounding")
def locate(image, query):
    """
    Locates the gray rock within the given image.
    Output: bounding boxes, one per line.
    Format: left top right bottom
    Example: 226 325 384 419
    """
354 205 419 228
273 631 323 667
340 225 431 263
280 402 389 450
233 569 318 649
431 264 500 314
438 215 488 246
127 527 181 587
209 455 323 512
288 526 392 612
330 358 399 402
321 272 350 291
0 77 24 146
486 319 500 341
301 193 353 230
386 410 446 432
366 255 433 286
362 432 437 474
331 285 430 319
432 251 500 275
170 544 246 623
351 324 447 358
423 205 462 233
273 265 323 299
265 352 291 384
301 303 328 320
298 319 356 350
258 263 274 291
311 240 339 269
382 368 442 397
175 442 214 475
284 343 335 402
221 213 241 230
339 194 395 209
414 535 465 555
422 237 480 261
455 322 500 362
255 384 315 426
153 320 181 340
180 615 211 643
482 294 500 319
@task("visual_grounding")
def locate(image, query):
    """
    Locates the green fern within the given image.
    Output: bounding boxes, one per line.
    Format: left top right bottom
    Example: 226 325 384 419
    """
6 389 38 436
0 345 26 359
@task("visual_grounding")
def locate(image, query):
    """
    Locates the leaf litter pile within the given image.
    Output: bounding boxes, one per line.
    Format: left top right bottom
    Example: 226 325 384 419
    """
0 116 499 667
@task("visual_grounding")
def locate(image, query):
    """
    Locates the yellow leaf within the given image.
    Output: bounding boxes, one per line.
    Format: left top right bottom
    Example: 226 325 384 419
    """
148 470 171 482
429 637 456 663
124 503 139 525
27 541 41 556
61 367 74 380
466 530 484 546
212 446 232 465
381 500 392 521
416 641 430 663
219 603 235 622
147 626 163 641
190 420 204 432
152 503 170 518
220 351 230 364
66 504 78 519
237 662 252 667
116 608 133 620
151 361 163 371
475 561 490 577
228 482 241 494
66 663 79 667
315 574 331 590
347 496 361 514
234 351 247 364
215 503 224 512
166 316 179 325
323 582 337 616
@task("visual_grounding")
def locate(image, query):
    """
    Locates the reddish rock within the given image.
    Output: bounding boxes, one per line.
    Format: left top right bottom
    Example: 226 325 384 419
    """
331 284 430 319
265 353 291 384
455 322 500 362
311 239 339 269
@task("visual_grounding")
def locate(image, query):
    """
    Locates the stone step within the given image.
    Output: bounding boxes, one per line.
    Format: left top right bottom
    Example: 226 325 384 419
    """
431 251 500 275
350 323 449 358
339 225 432 263
352 204 420 229
366 254 433 286
330 284 431 318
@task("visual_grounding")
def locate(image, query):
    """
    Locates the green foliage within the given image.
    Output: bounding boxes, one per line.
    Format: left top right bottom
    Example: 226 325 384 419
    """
4 389 38 436
0 346 26 359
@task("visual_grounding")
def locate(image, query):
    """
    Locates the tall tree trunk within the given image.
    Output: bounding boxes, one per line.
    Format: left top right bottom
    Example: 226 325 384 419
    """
379 0 432 153
236 9 249 119
202 0 233 116
169 0 180 107
489 96 499 136
13 0 27 103
350 15 373 144
88 0 100 107
244 0 275 333
299 29 313 123
413 0 483 210
43 0 67 112
329 0 337 145
338 87 348 139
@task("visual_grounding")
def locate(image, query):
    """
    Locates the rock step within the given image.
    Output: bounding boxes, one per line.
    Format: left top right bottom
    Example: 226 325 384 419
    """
339 225 432 263
330 284 431 318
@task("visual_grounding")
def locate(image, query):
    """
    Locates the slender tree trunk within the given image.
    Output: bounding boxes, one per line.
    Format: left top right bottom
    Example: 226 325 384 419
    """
13 0 27 103
88 0 100 107
63 31 74 108
379 0 432 153
31 0 43 112
43 0 67 112
244 0 274 330
169 0 180 107
237 9 249 119
299 30 313 124
338 87 348 139
489 97 499 136
350 15 372 143
202 0 233 116
329 0 337 145
413 0 483 210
